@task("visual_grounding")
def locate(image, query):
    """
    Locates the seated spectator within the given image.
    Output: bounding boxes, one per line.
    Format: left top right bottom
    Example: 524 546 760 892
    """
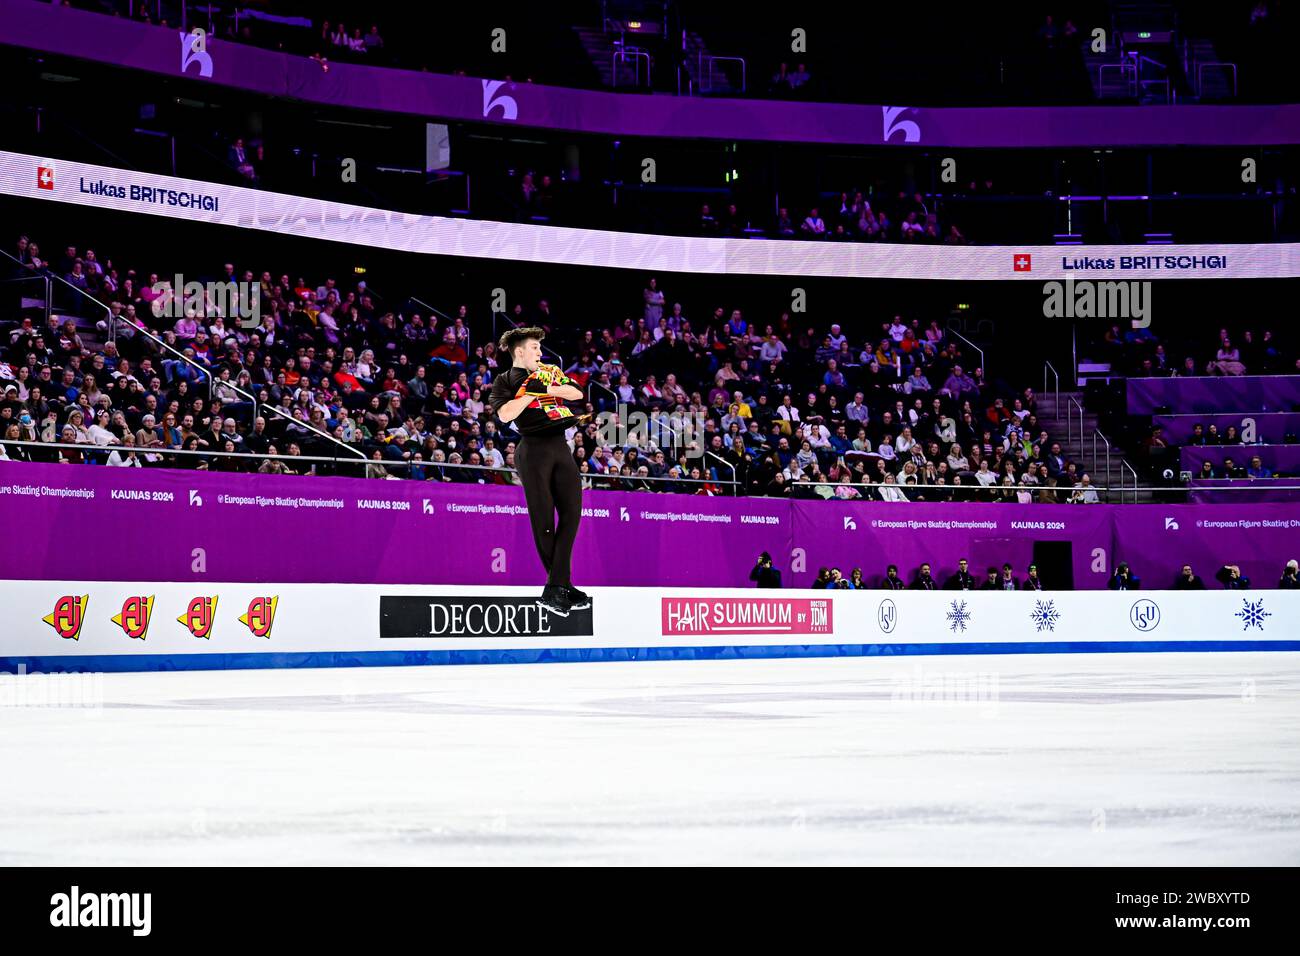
1211 338 1245 376
1173 564 1206 589
910 563 937 590
228 138 255 181
1022 564 1044 590
944 558 976 590
801 208 826 238
1069 474 1099 503
1280 560 1300 589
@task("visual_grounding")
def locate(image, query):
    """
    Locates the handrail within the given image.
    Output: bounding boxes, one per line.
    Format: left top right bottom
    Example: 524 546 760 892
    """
0 437 739 489
945 327 987 382
0 273 52 320
1121 460 1139 504
1197 62 1237 98
13 437 1247 500
0 248 366 461
587 375 619 410
407 294 466 359
1067 396 1084 452
1091 429 1112 500
1044 361 1059 419
699 53 746 94
612 48 651 89
705 449 738 495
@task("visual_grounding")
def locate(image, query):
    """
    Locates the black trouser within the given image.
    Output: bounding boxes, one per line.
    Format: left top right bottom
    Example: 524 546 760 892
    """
514 432 582 588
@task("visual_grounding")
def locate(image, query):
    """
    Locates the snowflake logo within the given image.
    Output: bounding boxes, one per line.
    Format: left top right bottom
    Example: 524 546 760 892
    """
1234 598 1271 631
1029 599 1061 633
946 600 972 633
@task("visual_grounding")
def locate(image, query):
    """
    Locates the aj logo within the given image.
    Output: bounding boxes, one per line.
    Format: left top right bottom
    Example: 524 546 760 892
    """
179 596 219 639
43 595 89 641
239 596 278 639
112 595 155 641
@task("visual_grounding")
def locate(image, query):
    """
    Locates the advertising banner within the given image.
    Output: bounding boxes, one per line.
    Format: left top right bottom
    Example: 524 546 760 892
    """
4 150 1299 281
5 1 1300 149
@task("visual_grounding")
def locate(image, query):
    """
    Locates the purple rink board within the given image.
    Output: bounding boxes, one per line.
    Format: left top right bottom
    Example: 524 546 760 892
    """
792 500 1114 588
1189 479 1300 504
0 461 785 588
1113 505 1300 587
1127 376 1300 415
6 0 1300 149
1155 413 1300 445
1181 445 1300 473
1 461 1297 590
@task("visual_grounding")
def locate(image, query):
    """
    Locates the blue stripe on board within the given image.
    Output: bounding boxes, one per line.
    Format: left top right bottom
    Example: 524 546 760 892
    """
2 640 1298 672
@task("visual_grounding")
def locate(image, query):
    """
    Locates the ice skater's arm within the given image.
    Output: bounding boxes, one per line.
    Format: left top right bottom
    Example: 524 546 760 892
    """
547 383 584 400
495 394 532 423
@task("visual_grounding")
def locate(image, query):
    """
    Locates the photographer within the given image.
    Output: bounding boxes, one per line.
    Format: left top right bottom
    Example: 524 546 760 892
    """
1108 562 1141 591
749 551 782 589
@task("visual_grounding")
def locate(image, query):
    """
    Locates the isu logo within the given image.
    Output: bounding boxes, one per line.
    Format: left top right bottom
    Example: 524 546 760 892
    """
43 595 89 641
239 596 278 639
112 595 155 641
37 165 55 190
178 596 219 639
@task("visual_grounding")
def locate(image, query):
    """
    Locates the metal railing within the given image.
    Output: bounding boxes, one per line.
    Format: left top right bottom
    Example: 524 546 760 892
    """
944 327 987 382
1044 361 1059 418
612 48 651 88
407 295 466 358
1091 429 1112 498
698 53 746 93
706 449 737 495
1066 396 1084 452
1197 62 1237 98
1121 460 1139 505
10 439 1291 500
0 273 52 318
0 437 740 491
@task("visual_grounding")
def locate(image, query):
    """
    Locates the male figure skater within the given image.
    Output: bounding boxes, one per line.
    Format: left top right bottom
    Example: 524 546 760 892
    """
489 327 592 615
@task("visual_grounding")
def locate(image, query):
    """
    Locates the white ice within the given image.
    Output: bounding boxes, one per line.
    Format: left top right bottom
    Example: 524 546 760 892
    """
2 653 1298 865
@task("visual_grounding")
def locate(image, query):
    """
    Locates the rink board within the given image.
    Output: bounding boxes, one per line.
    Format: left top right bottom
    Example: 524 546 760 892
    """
1 581 1297 672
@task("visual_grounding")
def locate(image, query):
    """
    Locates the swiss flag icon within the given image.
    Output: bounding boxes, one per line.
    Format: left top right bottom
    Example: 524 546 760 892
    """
37 166 54 190
1012 253 1032 272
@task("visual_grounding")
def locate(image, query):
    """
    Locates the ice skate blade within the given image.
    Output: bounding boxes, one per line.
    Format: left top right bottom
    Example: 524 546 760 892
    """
536 599 571 617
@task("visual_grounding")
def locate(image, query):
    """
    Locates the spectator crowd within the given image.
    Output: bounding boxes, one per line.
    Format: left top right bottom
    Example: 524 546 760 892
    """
1 233 1106 505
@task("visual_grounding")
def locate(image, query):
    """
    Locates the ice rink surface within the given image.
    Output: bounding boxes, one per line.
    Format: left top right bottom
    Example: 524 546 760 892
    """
3 652 1299 866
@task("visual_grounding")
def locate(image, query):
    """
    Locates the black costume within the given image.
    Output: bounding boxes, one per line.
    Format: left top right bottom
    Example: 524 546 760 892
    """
489 363 588 590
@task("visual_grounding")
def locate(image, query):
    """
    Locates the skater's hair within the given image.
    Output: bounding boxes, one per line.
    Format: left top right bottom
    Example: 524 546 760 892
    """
499 326 546 359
